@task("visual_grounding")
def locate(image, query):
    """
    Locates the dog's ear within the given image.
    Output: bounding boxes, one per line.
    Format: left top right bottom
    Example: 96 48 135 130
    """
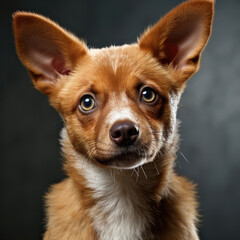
13 12 87 95
139 0 214 83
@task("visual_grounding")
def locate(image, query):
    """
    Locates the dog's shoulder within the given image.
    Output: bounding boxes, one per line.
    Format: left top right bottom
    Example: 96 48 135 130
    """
155 175 199 239
44 178 98 240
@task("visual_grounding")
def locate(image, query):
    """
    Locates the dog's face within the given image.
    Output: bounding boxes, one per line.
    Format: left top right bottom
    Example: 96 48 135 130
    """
58 46 175 169
13 0 214 169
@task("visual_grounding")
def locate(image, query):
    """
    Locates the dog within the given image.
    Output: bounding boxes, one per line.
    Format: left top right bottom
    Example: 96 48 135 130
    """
13 0 214 239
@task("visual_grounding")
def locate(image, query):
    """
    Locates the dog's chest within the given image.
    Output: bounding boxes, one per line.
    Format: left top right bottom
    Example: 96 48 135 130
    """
82 165 153 240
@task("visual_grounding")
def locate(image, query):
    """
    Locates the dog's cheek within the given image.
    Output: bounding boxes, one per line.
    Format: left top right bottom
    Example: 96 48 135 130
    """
161 103 173 142
64 115 97 156
144 102 172 145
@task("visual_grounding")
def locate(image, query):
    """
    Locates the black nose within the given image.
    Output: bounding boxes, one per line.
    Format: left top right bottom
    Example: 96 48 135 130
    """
110 121 139 146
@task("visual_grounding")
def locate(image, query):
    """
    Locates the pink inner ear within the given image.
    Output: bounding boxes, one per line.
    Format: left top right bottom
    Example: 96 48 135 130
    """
25 35 72 80
52 56 71 75
161 17 203 69
161 42 179 65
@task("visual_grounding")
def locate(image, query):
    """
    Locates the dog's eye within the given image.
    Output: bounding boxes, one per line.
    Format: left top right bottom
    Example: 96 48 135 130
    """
141 87 157 103
79 95 96 112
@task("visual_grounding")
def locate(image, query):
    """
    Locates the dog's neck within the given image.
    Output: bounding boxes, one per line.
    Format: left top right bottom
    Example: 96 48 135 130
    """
61 128 178 240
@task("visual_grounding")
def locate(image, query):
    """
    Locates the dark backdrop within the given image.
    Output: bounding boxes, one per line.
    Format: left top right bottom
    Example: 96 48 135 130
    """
1 0 240 239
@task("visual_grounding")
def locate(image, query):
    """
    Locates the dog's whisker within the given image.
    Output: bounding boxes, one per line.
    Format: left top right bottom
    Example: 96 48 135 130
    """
133 168 139 177
180 151 190 164
141 166 148 180
134 167 140 183
153 161 160 175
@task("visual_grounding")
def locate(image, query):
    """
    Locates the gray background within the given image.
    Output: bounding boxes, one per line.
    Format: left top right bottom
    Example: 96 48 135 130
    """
1 0 240 239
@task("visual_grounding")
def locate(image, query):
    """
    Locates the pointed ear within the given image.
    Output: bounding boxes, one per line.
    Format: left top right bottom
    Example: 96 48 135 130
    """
139 0 214 83
13 12 87 95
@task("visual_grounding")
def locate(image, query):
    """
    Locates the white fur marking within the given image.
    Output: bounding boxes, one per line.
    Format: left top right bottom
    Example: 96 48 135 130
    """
168 93 181 143
107 107 136 125
74 154 152 240
106 93 137 125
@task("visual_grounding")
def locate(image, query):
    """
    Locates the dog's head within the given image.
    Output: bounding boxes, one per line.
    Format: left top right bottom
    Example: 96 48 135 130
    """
13 0 214 169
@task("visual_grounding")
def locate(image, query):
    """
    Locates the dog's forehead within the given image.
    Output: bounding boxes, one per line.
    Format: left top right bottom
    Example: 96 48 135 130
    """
86 44 172 93
84 45 142 93
89 44 136 73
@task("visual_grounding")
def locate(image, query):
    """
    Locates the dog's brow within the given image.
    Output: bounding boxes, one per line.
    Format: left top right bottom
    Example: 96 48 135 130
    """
88 84 99 95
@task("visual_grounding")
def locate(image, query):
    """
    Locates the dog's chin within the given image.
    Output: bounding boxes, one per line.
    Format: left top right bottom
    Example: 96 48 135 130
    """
95 152 153 169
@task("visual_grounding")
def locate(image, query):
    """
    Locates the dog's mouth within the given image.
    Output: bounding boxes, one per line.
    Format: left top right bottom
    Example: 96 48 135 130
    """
95 151 154 169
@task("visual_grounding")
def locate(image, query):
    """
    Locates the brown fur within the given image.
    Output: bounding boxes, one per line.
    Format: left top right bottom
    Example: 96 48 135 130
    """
13 1 214 239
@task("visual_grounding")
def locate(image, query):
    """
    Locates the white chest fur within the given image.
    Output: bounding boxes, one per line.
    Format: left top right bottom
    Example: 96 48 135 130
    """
75 157 153 240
